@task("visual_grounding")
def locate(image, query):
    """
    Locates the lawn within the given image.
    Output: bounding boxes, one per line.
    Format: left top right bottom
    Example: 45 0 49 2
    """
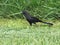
0 0 60 45
0 19 60 45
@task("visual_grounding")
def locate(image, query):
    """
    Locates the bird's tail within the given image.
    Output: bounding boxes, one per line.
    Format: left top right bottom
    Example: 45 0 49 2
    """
41 21 53 25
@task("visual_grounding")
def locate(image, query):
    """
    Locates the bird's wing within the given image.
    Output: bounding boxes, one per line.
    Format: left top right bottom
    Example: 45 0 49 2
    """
31 17 41 22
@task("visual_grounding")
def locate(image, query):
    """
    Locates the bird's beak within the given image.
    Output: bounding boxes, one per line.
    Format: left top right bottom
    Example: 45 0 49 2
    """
20 11 22 14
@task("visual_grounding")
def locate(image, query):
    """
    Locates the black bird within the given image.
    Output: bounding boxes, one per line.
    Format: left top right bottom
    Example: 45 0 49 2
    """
22 10 53 26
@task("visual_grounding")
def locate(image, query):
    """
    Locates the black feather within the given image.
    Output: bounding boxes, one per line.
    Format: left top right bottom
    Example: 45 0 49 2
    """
22 10 53 26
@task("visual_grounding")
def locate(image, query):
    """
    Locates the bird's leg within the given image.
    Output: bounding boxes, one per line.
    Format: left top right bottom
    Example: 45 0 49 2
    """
30 23 32 26
28 22 32 26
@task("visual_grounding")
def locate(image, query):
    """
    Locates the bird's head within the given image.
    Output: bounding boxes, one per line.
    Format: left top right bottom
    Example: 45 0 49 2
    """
22 10 28 15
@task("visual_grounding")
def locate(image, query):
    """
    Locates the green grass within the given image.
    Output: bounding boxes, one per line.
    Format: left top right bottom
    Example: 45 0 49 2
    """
0 0 60 45
0 19 60 45
0 0 60 19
